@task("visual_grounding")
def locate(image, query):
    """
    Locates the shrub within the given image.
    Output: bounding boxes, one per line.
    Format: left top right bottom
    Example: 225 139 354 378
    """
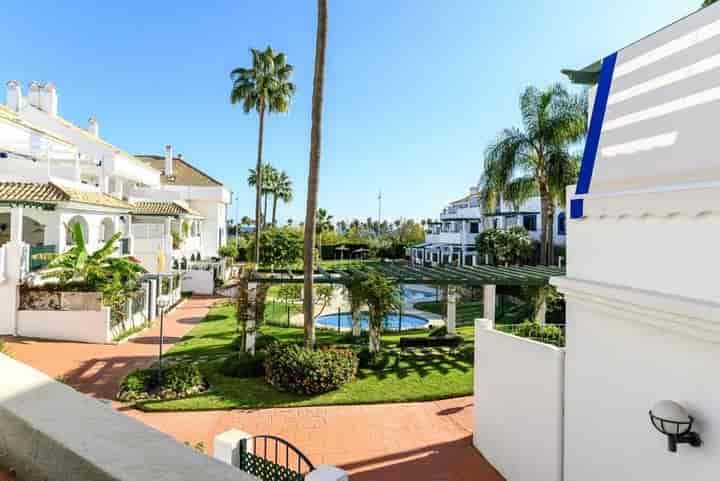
507 321 565 347
428 325 447 337
117 363 206 402
264 343 358 395
219 352 267 378
357 347 392 370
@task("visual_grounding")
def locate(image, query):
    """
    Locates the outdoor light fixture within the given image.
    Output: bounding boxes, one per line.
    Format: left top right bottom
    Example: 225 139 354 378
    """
649 400 702 452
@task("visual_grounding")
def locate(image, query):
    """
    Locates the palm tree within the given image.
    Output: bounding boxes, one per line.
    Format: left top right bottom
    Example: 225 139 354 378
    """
231 47 296 263
271 170 294 226
481 84 586 265
247 163 276 227
240 215 253 226
703 0 717 7
303 0 328 349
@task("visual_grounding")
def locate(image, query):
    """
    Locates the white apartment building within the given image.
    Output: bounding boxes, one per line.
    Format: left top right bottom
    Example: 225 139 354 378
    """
411 184 566 266
0 80 229 274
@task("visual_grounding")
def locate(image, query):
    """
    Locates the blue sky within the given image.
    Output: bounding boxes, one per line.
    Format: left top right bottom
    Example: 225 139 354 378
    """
1 1 699 224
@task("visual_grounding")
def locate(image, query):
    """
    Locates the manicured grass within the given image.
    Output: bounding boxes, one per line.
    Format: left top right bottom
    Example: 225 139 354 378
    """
135 302 474 411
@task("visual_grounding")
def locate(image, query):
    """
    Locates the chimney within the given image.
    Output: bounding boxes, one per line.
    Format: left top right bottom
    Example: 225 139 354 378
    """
28 82 42 109
42 83 58 116
164 144 174 177
177 153 184 161
88 116 99 137
5 80 23 111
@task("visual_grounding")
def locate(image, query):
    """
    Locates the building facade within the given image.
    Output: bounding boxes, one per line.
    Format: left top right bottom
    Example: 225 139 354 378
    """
411 184 566 266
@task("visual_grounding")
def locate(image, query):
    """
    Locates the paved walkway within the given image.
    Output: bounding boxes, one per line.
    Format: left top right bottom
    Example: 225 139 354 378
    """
2 296 502 481
1 296 216 400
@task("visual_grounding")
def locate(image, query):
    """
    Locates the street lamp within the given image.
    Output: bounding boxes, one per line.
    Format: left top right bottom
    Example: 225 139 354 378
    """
156 294 170 384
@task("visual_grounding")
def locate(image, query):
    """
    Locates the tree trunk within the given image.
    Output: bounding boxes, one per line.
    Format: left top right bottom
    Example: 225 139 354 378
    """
538 181 550 265
369 323 381 353
272 194 278 226
263 192 269 227
546 204 556 266
254 105 265 265
351 303 361 337
303 0 328 349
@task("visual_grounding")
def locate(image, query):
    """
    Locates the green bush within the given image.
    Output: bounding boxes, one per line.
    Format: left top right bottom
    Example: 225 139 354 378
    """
117 363 206 402
357 347 392 370
264 343 359 395
506 321 565 347
219 352 267 378
428 325 448 337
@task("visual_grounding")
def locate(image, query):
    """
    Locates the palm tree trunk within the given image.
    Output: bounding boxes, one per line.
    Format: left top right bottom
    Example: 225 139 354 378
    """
538 182 550 265
546 205 556 266
254 104 265 264
272 194 278 226
303 0 328 349
263 193 269 227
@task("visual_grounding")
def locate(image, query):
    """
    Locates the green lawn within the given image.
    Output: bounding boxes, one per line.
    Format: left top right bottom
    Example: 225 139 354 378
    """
135 302 474 411
413 298 528 325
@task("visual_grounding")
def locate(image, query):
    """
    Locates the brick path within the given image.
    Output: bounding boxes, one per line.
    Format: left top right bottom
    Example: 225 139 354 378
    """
2 296 502 481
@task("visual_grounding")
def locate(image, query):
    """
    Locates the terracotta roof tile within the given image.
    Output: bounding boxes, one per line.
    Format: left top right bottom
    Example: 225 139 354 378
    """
0 182 131 210
131 201 203 217
135 155 223 187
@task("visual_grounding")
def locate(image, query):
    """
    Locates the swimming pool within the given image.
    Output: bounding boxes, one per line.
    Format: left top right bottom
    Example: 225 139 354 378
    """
315 312 429 331
402 285 436 303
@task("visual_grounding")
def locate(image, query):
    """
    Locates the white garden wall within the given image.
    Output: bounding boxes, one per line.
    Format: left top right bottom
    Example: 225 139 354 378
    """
0 353 255 481
474 319 565 481
17 307 112 344
182 269 214 295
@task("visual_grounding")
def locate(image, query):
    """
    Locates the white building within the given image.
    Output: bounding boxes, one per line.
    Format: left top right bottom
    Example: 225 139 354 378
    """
0 80 230 274
411 184 566 266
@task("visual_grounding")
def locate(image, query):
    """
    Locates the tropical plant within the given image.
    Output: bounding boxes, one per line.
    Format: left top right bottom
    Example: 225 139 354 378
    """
313 284 335 319
247 162 277 227
240 215 253 226
271 170 293 226
475 226 533 266
361 272 402 353
703 0 717 7
37 223 145 289
481 84 586 265
231 46 296 263
303 0 328 349
276 283 302 305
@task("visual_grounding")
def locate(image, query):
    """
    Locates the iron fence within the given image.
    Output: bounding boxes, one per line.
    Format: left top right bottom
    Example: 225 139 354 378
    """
239 435 314 481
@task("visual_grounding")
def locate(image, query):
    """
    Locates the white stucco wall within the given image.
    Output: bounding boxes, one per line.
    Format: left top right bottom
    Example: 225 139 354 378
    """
17 307 112 343
182 269 214 295
0 353 256 481
191 200 227 258
474 320 565 481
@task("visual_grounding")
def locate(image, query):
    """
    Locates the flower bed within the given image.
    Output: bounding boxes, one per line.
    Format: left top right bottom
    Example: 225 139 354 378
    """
117 363 207 402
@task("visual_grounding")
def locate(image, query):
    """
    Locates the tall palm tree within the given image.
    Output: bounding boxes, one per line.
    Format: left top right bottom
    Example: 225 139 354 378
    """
231 47 296 263
247 163 276 227
481 84 586 265
271 170 294 226
303 0 328 349
703 0 717 7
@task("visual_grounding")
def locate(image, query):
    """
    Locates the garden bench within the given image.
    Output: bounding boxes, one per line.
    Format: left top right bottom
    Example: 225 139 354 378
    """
399 335 464 351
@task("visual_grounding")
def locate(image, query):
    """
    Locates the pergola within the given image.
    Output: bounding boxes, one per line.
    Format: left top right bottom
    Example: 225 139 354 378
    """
251 262 565 332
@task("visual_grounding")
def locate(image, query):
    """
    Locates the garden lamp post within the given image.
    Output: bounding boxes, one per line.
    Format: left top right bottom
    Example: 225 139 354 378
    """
156 294 170 385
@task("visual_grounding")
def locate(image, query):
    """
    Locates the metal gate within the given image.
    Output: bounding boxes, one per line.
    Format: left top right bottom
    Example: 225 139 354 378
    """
239 435 314 481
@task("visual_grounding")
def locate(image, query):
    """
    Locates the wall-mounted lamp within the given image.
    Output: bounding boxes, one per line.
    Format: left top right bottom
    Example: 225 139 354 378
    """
649 400 702 452
0 223 7 233
119 216 126 223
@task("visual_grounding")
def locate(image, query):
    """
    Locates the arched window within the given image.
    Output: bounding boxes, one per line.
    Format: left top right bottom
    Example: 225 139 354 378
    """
66 216 89 246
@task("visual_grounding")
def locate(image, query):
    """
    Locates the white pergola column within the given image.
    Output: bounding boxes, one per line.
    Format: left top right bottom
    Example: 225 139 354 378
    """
10 206 23 243
446 286 457 334
483 284 496 327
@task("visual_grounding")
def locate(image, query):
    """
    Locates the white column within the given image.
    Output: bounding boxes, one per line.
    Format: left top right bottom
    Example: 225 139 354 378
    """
214 429 254 468
483 284 496 326
461 220 467 266
73 153 81 182
446 286 457 334
10 206 23 243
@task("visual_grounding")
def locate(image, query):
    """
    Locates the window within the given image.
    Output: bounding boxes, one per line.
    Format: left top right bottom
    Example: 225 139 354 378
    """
558 212 566 236
523 215 537 232
469 222 480 234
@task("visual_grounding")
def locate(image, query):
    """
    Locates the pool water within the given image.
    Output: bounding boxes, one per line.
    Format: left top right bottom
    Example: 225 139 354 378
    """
315 312 429 331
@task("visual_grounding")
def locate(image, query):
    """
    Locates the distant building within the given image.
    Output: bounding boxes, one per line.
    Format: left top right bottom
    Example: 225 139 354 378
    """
410 184 566 266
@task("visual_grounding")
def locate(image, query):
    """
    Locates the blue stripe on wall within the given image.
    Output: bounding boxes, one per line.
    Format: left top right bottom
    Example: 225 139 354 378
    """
575 52 618 199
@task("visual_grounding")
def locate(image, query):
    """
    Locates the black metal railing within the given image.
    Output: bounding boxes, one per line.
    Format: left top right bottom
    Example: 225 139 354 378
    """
239 435 314 481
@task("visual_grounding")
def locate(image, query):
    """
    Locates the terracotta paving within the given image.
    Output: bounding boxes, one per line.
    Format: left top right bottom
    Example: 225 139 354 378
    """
1 296 216 399
2 296 502 481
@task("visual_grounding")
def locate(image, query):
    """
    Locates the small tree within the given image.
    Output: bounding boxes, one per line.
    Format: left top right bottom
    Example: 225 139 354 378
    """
277 283 302 305
475 226 533 266
343 272 367 337
246 227 302 269
361 272 401 353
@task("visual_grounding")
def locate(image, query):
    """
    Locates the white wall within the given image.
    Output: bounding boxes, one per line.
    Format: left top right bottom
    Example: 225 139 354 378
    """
182 269 214 295
474 320 565 481
17 307 112 344
0 353 256 481
555 281 720 481
191 200 227 258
